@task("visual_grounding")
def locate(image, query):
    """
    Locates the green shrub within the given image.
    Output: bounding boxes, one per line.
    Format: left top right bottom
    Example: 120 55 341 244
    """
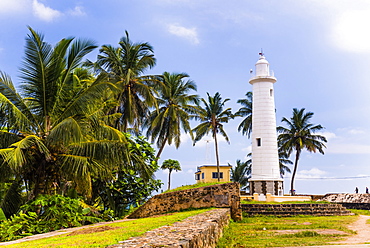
0 194 103 242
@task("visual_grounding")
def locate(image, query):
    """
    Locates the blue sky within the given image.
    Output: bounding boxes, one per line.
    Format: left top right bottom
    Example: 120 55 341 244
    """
1 0 370 194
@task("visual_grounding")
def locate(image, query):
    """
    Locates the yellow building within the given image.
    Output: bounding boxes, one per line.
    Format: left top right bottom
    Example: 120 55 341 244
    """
194 164 232 183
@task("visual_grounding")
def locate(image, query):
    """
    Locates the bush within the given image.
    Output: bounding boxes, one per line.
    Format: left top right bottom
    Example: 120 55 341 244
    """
0 194 103 241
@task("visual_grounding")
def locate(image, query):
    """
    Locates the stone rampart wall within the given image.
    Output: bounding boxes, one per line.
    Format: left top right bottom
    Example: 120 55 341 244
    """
321 193 370 203
339 203 370 210
128 182 240 219
320 194 370 210
109 208 229 248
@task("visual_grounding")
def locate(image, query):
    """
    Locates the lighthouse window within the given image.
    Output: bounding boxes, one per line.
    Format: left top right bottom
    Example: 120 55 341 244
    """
257 138 261 147
270 89 273 97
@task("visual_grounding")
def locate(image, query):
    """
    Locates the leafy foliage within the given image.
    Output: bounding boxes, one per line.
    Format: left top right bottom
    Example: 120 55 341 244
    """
90 135 162 217
193 92 234 181
0 178 24 218
145 72 199 158
278 108 327 195
0 195 102 242
161 159 181 190
235 91 253 138
91 31 157 132
230 160 251 190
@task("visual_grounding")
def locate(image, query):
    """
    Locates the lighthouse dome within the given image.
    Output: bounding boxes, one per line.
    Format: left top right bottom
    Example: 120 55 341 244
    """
255 55 270 76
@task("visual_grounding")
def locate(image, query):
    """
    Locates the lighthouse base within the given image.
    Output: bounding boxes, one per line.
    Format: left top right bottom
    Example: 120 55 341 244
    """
249 180 283 196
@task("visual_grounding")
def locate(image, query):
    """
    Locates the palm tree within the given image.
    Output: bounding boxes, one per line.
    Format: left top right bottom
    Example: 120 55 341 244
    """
0 27 154 201
92 31 157 132
192 92 233 181
277 108 327 195
161 159 181 190
278 149 292 177
230 159 251 190
145 72 199 158
235 91 253 138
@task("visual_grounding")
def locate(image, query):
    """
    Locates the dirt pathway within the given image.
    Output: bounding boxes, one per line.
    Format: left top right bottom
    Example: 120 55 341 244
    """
280 215 370 248
332 214 370 245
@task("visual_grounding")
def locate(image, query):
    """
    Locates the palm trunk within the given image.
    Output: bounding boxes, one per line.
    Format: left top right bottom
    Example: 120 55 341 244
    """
156 137 168 159
290 149 301 196
168 170 172 190
214 128 220 182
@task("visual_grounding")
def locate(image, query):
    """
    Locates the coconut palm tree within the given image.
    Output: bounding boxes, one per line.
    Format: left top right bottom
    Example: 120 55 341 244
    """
0 27 154 201
92 31 157 132
235 91 253 138
161 159 181 190
277 108 327 195
230 159 251 190
145 72 199 158
192 92 233 181
278 149 292 177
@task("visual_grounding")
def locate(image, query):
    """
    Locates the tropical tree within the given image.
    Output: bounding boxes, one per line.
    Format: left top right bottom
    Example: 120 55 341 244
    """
161 159 181 190
192 92 233 181
277 108 327 195
278 149 292 177
90 135 162 217
230 159 251 190
145 72 199 158
0 27 155 204
91 31 157 132
235 91 253 138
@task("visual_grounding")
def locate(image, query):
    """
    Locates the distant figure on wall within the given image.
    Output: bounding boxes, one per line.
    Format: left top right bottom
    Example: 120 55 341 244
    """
355 187 359 193
366 187 369 194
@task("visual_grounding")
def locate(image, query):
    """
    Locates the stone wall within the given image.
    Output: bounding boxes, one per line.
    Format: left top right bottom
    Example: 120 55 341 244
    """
108 208 229 248
242 203 353 216
128 182 240 220
321 193 370 203
320 193 370 210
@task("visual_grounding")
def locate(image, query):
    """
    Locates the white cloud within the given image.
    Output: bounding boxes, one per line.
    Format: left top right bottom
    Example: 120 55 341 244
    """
68 6 86 16
317 131 336 140
328 3 370 53
186 169 194 174
297 167 326 179
348 128 366 135
167 24 200 44
0 0 29 14
327 143 370 154
32 0 61 22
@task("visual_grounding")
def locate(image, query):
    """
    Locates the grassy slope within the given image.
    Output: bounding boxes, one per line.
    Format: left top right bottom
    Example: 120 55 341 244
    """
217 214 358 248
2 209 211 248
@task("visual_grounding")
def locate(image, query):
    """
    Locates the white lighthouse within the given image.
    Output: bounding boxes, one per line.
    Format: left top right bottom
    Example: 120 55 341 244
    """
248 52 283 195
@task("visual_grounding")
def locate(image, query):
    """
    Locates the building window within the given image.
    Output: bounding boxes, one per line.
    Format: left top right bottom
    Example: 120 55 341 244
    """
270 89 273 97
257 138 261 147
195 174 200 180
212 172 223 179
202 173 204 179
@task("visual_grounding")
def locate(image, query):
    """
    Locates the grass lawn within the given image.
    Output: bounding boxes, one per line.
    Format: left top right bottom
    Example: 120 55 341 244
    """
217 214 358 248
1 208 211 248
